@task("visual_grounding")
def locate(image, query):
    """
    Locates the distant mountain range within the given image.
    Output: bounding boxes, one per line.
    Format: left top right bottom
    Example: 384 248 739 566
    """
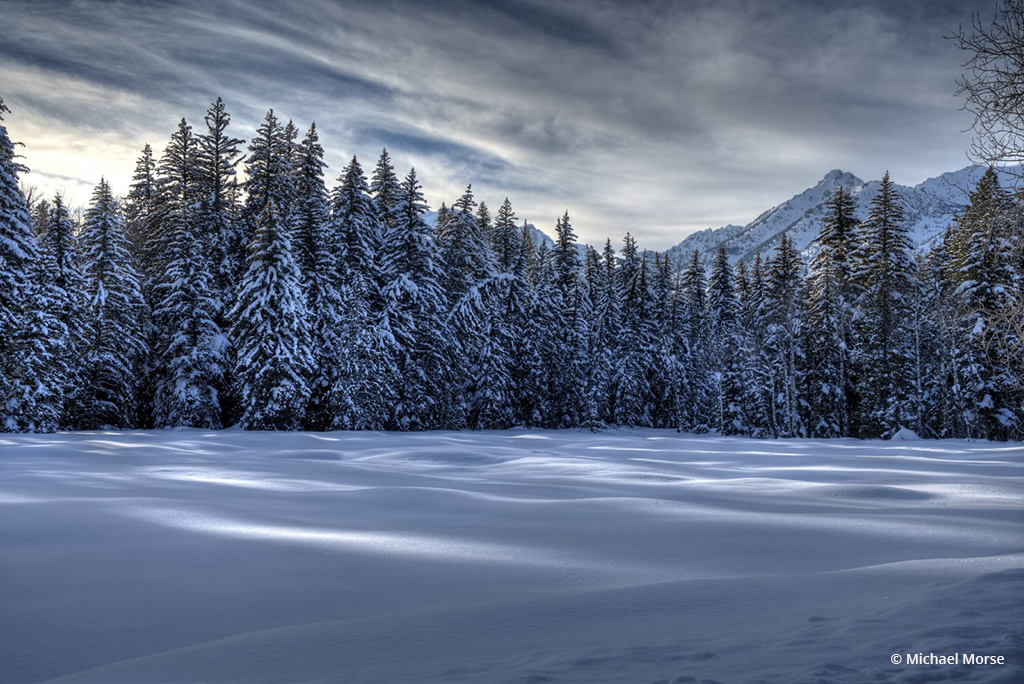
426 164 1019 270
663 164 1021 268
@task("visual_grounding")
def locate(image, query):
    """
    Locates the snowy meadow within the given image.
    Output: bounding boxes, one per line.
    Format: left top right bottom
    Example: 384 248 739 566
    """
1 429 1021 683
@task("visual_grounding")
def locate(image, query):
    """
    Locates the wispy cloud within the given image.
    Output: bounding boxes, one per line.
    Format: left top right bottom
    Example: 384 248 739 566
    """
0 0 984 248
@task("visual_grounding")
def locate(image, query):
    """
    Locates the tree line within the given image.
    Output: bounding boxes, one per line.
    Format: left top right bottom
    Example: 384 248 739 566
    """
1 96 1021 439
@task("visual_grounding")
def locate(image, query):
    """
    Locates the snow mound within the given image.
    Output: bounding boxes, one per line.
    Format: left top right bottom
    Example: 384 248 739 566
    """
889 427 921 441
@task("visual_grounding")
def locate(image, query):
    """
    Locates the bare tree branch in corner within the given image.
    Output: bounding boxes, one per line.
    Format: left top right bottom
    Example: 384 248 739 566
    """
953 0 1024 181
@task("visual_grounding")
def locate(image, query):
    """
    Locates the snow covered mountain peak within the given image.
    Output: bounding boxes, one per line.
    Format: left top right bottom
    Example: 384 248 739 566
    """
817 169 863 188
666 164 1020 269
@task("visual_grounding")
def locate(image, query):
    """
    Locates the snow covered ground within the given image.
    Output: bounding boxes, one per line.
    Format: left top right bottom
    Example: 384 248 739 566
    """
1 429 1022 683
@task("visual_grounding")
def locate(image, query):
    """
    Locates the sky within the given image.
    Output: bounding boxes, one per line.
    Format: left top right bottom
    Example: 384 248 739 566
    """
0 0 993 249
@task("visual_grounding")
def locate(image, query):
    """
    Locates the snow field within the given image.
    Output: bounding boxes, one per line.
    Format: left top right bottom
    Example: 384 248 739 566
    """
1 429 1021 683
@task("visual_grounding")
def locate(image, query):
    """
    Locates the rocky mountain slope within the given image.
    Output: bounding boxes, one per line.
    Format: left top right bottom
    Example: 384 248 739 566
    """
665 165 1021 268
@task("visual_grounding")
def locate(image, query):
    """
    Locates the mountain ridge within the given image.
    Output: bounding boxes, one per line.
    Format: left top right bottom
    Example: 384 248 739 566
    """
663 164 1021 268
424 164 1019 268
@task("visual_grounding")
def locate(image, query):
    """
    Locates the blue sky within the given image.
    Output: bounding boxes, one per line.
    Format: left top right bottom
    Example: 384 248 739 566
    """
0 0 990 248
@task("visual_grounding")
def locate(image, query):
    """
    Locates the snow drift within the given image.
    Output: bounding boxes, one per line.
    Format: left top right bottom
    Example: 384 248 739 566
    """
1 429 1021 683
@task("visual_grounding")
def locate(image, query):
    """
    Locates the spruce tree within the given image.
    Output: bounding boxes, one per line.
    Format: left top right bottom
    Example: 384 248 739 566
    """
452 272 517 429
580 245 608 429
332 155 381 292
0 100 69 432
330 156 394 429
549 211 586 426
438 185 495 305
80 179 147 428
39 196 91 427
521 244 558 425
648 253 677 428
151 118 225 428
678 249 710 432
476 200 492 247
764 234 806 437
806 187 858 437
29 197 50 238
292 123 346 429
732 259 761 434
436 202 450 234
124 143 157 273
612 251 655 426
852 172 917 436
370 148 402 232
5 254 69 432
241 110 294 264
516 220 538 282
745 254 774 436
0 95 38 422
382 169 459 429
197 97 244 301
707 246 745 434
593 238 621 423
492 198 519 272
948 168 1022 439
231 199 312 430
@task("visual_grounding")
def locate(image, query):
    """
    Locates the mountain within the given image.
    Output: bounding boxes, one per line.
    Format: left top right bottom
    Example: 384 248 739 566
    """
665 164 1021 269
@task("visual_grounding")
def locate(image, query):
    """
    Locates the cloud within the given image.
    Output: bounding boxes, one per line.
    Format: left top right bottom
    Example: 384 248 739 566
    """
0 0 987 249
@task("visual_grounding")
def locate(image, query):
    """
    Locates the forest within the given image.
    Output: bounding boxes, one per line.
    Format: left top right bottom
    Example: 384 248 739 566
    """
0 96 1021 440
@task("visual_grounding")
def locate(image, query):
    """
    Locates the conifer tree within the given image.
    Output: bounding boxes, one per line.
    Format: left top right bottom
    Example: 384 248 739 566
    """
592 238 621 422
0 99 69 432
579 245 608 429
436 202 450 234
852 172 917 436
0 95 41 395
151 118 225 428
744 254 774 435
231 199 312 430
370 148 402 232
732 259 762 433
766 235 807 437
241 110 294 261
521 244 558 425
438 185 495 304
492 198 519 273
331 156 394 429
678 249 710 431
292 123 347 429
197 97 244 300
516 220 537 281
948 168 1022 439
124 143 162 427
80 179 147 428
283 120 300 189
612 252 655 426
29 197 50 238
332 156 381 292
707 246 745 434
5 254 69 432
549 211 587 426
476 200 492 247
124 143 157 272
806 187 858 436
382 169 459 429
39 196 90 427
0 112 28 235
646 253 675 428
452 271 518 429
441 192 511 428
